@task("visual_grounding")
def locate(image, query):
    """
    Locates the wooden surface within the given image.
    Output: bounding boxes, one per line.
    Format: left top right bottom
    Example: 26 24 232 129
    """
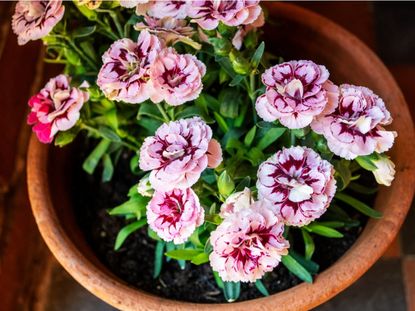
0 2 414 311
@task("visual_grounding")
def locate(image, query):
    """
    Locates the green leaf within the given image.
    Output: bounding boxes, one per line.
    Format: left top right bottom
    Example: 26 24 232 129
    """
72 25 96 38
245 147 265 166
216 56 237 79
153 241 165 279
219 88 241 118
98 126 121 142
102 154 114 182
138 117 162 134
129 154 140 174
79 41 97 61
165 242 175 262
204 214 223 225
223 281 241 302
251 41 265 69
335 192 382 219
54 130 78 147
188 230 203 248
281 254 313 283
289 251 319 274
244 126 257 147
316 221 345 228
191 252 209 265
256 128 286 150
64 48 81 66
355 155 378 171
109 196 149 217
214 112 229 133
164 249 203 261
114 219 147 250
305 223 344 238
137 103 165 122
213 271 224 289
255 280 269 296
217 170 235 197
301 229 315 260
82 139 111 174
176 106 203 119
235 176 251 192
348 182 378 195
334 159 352 191
229 75 245 87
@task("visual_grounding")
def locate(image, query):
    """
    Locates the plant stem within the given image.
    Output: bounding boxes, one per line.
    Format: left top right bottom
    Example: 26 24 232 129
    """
248 72 258 123
66 40 97 70
290 131 296 146
156 103 170 123
203 183 217 193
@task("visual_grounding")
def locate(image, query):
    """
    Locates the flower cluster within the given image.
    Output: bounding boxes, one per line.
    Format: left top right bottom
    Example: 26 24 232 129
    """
18 0 398 299
27 75 88 143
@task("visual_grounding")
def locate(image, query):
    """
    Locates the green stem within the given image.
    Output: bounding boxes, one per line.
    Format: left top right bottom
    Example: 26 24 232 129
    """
66 40 97 70
203 183 217 193
248 73 257 123
290 131 296 146
156 103 170 123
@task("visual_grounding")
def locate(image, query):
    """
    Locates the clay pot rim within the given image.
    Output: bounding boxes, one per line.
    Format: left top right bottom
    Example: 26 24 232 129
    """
27 3 415 311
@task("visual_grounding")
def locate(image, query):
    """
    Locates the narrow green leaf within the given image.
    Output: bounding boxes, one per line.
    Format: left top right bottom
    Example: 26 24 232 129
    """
251 41 265 69
191 252 209 265
305 223 344 238
153 241 165 279
255 280 269 296
109 196 149 217
213 271 224 289
102 154 114 182
348 182 378 195
82 139 111 174
72 25 96 38
223 281 241 302
289 251 319 274
98 126 121 142
256 128 286 150
355 155 378 171
316 221 345 228
214 112 229 133
281 254 313 283
188 230 203 248
164 249 203 261
114 219 146 250
54 130 77 147
301 229 315 260
235 177 251 192
165 242 175 262
244 126 257 147
335 192 382 219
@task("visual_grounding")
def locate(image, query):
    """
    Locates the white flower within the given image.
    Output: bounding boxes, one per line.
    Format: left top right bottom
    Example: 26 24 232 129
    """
373 157 396 186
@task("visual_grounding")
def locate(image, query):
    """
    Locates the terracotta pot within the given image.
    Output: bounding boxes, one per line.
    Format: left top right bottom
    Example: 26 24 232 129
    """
27 3 415 311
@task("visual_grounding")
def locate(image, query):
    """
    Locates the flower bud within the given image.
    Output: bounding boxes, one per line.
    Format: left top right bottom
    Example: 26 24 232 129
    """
372 156 395 186
218 171 235 197
229 51 250 75
137 174 153 197
220 187 253 218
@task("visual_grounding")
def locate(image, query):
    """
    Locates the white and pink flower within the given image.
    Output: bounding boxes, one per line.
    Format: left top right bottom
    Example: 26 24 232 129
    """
219 187 253 218
12 0 65 46
97 30 161 104
256 60 338 129
311 84 397 160
210 200 289 282
257 146 336 227
119 0 148 9
134 16 198 48
141 1 189 19
139 117 222 191
149 48 206 106
147 188 204 244
188 0 264 31
27 74 88 144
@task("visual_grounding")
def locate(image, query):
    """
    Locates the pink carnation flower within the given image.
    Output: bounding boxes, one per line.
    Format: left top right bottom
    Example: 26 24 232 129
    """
134 16 198 48
12 0 65 46
256 60 339 129
119 0 148 9
257 146 336 227
311 84 397 160
139 117 222 191
188 0 264 31
210 200 289 282
147 188 204 244
143 1 189 19
97 30 161 104
27 74 88 144
149 48 206 106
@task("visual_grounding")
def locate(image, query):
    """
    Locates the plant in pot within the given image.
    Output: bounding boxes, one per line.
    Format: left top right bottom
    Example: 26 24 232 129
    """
17 0 415 309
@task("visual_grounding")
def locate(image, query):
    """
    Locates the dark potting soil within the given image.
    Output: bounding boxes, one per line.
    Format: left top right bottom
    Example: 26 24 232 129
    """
73 146 367 303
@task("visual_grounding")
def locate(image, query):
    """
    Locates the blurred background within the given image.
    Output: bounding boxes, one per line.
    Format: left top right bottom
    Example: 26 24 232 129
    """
0 2 414 310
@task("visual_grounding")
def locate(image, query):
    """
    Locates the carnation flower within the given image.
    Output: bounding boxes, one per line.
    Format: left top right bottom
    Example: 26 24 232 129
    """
219 187 253 218
76 0 102 10
139 117 222 191
311 84 397 160
12 0 65 46
147 188 204 244
372 156 396 186
134 16 198 48
119 0 148 9
27 74 89 144
257 146 336 226
210 200 289 282
188 0 264 31
140 1 189 19
256 60 338 129
97 30 161 104
149 48 206 106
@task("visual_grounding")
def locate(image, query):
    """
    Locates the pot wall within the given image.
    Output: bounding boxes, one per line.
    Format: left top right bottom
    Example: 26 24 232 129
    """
27 3 415 311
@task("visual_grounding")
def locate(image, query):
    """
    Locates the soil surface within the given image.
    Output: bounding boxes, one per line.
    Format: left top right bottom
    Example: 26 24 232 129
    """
73 146 368 303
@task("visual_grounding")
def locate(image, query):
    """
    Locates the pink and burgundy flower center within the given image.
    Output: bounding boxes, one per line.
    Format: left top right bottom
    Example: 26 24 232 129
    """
157 191 185 225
